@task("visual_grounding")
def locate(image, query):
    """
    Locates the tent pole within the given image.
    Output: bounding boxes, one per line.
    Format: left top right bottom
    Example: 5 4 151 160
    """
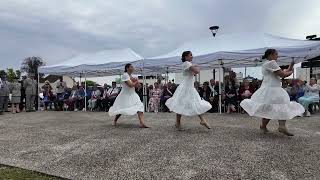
37 70 40 111
166 67 169 84
143 71 146 112
244 67 247 78
292 66 295 78
218 60 222 114
84 72 87 112
292 57 295 78
142 63 146 112
213 69 216 81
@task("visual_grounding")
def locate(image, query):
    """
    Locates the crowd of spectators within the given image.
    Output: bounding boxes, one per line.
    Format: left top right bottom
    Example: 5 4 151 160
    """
2 74 319 116
282 78 320 117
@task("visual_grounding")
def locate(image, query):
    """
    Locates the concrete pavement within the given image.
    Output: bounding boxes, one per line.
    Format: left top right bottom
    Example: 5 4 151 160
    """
0 111 319 179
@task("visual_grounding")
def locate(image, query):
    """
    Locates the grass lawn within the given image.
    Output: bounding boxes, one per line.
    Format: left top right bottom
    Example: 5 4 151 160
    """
0 164 67 180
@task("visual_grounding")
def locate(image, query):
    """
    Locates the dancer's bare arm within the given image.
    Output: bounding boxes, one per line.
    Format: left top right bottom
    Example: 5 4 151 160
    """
125 80 138 88
190 65 200 75
275 69 293 78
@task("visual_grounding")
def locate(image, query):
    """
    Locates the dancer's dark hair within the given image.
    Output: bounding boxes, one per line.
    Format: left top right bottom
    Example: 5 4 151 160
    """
124 63 132 72
181 51 192 62
262 49 277 59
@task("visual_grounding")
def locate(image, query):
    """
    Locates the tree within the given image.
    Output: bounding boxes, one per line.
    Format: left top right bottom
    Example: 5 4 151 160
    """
15 70 21 79
0 70 6 78
6 68 17 82
21 56 45 76
84 80 98 87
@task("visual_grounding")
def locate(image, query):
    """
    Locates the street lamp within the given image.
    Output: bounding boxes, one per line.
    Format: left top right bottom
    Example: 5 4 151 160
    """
209 25 220 81
209 26 219 37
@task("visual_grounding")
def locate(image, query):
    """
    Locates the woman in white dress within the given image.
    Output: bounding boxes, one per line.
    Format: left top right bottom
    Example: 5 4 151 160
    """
240 49 304 136
166 51 212 130
109 64 149 128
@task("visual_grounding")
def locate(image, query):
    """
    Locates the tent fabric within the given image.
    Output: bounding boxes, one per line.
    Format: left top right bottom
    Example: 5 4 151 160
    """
39 48 144 77
143 32 320 73
39 33 320 77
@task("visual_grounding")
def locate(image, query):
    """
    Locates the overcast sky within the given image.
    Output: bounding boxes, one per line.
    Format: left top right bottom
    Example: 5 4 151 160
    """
0 0 319 70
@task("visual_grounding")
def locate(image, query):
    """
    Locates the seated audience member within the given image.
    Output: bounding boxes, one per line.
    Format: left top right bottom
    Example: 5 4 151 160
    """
289 79 305 101
65 85 78 111
42 80 54 110
209 79 218 97
202 82 212 102
86 86 93 101
194 81 203 98
239 79 253 99
95 86 104 111
75 86 86 111
161 84 173 112
106 82 120 108
208 81 221 112
202 81 217 113
168 81 177 94
54 91 66 111
282 80 291 95
251 79 260 93
239 79 254 113
88 85 101 111
298 78 320 117
101 84 109 111
225 79 238 113
62 89 71 110
148 82 162 112
295 79 306 101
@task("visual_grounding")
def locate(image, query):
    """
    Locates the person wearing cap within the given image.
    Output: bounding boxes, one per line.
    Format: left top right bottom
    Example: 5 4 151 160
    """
0 75 10 115
23 73 37 112
9 77 21 113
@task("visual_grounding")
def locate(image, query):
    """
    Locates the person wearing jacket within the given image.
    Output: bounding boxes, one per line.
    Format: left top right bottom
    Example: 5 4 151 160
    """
0 75 10 114
9 77 21 113
23 73 37 112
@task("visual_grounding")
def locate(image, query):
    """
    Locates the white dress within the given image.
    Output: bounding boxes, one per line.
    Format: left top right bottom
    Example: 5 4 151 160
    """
240 60 304 120
165 61 212 116
109 73 144 116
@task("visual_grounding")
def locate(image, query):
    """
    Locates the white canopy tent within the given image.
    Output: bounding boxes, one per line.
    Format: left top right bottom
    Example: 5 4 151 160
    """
39 48 147 111
142 32 320 74
141 32 320 113
39 48 145 77
38 33 320 113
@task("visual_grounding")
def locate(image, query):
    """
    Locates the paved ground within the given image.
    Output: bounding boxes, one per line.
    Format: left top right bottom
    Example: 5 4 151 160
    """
0 111 319 180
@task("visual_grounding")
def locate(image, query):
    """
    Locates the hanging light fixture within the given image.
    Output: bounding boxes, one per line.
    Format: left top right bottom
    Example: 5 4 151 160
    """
209 26 220 37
